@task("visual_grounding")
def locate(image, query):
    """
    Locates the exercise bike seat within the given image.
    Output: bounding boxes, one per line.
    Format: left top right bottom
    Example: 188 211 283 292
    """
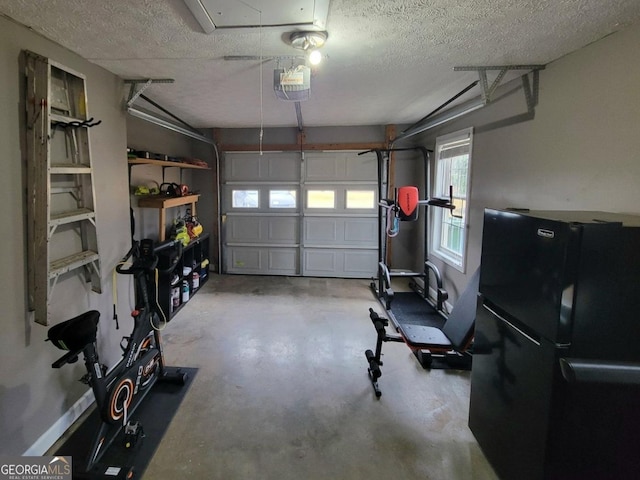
48 310 100 352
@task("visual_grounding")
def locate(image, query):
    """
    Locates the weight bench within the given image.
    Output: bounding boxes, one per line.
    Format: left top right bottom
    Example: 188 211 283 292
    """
365 268 480 397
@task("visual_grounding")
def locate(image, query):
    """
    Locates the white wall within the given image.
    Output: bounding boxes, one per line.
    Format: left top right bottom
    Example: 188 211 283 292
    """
0 16 131 455
408 23 640 300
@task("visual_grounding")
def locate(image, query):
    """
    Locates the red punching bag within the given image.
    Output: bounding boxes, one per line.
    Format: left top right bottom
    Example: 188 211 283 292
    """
397 186 419 221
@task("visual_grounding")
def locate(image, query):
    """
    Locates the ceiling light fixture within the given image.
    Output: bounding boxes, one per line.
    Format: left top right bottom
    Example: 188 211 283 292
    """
289 31 328 65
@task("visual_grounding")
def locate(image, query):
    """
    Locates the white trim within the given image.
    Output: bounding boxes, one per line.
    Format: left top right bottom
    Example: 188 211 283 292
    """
430 127 474 273
23 389 95 456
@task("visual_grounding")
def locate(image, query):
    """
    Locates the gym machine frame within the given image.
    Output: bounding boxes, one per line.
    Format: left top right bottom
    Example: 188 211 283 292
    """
364 147 450 313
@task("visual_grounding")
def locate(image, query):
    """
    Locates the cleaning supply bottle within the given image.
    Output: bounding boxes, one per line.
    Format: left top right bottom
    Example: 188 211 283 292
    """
182 280 190 303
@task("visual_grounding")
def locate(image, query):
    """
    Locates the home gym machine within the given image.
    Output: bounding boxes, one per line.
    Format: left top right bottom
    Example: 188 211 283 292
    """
47 238 188 479
360 147 475 397
364 147 452 312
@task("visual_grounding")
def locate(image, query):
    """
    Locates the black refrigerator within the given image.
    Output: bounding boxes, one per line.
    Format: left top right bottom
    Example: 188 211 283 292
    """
469 208 640 480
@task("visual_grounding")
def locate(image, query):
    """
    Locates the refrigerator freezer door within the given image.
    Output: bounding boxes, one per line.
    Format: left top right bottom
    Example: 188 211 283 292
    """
479 209 581 344
469 301 558 480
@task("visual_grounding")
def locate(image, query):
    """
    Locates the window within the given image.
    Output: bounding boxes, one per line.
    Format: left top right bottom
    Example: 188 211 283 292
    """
232 189 259 208
269 190 297 208
346 190 375 209
431 128 473 272
307 190 335 208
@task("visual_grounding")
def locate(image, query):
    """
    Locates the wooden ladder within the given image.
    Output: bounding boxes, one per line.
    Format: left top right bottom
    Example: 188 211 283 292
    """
25 51 102 326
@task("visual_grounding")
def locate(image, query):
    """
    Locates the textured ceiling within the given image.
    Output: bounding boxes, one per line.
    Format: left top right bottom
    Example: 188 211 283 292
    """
2 0 639 128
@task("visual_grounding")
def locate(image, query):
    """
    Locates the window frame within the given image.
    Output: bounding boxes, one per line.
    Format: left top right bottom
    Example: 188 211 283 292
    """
430 127 474 273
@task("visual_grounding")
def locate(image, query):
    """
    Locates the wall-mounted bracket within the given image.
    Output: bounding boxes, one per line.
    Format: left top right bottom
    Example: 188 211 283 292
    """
396 64 546 141
453 65 545 105
124 78 175 108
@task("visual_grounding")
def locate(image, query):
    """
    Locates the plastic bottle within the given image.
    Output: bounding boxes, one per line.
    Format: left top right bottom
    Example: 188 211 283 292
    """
182 280 190 303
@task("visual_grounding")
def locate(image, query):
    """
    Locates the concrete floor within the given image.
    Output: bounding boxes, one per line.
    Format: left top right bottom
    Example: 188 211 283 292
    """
145 274 498 480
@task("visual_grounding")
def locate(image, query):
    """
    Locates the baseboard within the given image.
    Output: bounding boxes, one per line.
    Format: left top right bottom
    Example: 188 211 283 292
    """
23 389 95 456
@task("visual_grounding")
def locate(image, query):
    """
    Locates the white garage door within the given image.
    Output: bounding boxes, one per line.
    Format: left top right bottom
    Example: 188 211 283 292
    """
222 150 378 278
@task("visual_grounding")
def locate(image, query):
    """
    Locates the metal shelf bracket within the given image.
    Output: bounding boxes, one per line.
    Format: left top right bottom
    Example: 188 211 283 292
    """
124 78 175 108
454 65 545 107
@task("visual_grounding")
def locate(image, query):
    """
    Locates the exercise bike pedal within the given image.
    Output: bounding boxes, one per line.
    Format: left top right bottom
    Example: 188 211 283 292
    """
124 420 145 449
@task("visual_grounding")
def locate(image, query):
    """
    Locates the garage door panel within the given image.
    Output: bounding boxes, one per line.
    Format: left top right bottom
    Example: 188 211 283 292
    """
305 153 340 180
303 248 377 278
344 218 377 244
226 246 298 275
228 216 262 241
304 217 376 247
303 250 336 272
268 217 299 242
305 217 338 242
344 250 378 273
226 152 300 182
228 247 262 271
304 151 376 182
226 216 298 244
268 249 298 270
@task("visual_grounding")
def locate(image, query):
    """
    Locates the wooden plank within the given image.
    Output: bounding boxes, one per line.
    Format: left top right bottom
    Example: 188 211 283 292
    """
49 250 99 278
50 208 95 226
219 142 386 152
128 158 210 170
50 163 92 174
137 194 200 209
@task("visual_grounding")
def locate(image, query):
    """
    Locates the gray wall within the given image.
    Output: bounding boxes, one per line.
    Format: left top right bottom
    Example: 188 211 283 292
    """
407 23 640 301
0 15 133 454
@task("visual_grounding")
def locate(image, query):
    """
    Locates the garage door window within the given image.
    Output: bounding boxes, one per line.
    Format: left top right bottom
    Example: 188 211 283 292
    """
346 190 375 209
307 190 335 208
232 189 259 208
269 190 297 208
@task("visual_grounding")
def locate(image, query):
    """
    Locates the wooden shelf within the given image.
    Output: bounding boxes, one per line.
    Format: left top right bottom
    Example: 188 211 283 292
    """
50 163 92 174
137 194 200 209
137 194 200 241
128 158 210 170
49 250 99 278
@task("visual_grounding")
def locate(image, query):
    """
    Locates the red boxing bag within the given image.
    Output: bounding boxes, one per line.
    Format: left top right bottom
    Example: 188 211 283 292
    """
397 186 419 221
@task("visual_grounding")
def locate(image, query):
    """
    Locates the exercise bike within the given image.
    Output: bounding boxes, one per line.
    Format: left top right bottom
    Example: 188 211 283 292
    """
47 238 188 479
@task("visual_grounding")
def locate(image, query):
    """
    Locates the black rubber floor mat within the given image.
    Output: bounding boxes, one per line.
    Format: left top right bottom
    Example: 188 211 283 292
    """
54 366 196 479
389 292 446 328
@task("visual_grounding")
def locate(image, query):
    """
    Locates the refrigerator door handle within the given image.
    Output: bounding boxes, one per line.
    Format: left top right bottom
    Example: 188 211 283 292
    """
482 304 541 346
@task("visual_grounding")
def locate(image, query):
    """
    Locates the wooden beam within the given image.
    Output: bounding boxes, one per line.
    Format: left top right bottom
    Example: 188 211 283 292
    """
219 142 386 152
297 130 306 150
